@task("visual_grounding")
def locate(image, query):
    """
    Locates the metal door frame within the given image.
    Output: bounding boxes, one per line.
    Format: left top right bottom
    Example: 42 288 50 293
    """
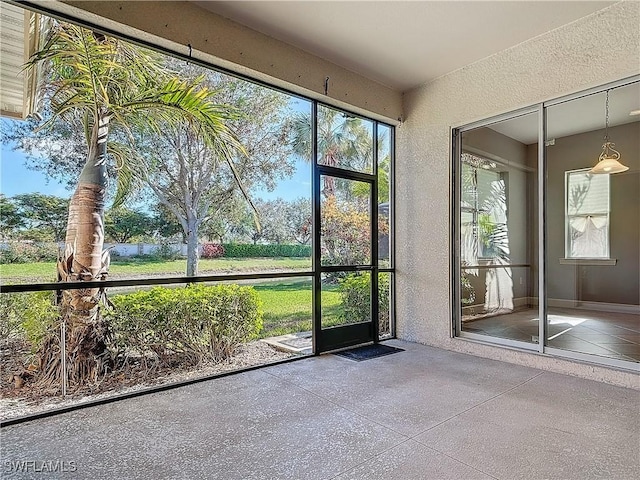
312 102 380 353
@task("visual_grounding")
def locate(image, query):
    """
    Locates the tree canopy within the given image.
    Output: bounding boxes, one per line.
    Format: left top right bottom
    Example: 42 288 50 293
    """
0 194 24 239
130 67 294 275
105 207 156 243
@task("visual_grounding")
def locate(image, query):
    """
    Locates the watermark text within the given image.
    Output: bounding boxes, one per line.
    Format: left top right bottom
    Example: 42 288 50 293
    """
3 460 77 474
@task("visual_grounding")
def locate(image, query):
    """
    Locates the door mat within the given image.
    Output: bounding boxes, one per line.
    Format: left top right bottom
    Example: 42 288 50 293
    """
334 344 404 361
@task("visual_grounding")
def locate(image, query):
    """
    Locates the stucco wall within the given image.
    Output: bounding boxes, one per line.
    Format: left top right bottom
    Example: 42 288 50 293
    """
397 1 640 388
43 0 402 123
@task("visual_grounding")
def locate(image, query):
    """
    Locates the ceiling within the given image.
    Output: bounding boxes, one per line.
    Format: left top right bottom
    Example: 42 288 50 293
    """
195 0 614 92
489 81 640 145
0 2 44 120
194 0 636 143
0 2 28 118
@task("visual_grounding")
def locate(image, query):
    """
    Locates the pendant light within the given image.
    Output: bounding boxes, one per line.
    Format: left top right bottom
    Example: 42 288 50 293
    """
590 89 628 174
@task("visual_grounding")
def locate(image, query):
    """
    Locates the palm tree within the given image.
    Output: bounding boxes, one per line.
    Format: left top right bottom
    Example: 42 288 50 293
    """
29 22 246 389
290 106 372 198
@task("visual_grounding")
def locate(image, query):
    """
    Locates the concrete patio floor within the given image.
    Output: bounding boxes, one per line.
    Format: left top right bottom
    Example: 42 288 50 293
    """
1 340 639 479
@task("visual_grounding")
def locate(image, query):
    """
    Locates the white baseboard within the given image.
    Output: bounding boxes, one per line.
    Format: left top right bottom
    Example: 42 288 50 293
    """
546 298 640 315
514 297 530 308
462 297 640 316
462 297 531 316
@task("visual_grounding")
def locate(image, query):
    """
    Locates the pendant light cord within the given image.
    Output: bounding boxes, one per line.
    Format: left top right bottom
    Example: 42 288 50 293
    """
604 89 609 143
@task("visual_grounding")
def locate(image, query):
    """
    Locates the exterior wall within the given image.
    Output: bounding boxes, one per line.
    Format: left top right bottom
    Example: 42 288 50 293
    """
397 1 640 388
43 0 402 123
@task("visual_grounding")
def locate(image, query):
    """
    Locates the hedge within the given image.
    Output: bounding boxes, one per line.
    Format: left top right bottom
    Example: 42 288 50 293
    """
107 284 263 366
0 292 58 348
222 243 311 258
338 273 390 335
0 242 59 264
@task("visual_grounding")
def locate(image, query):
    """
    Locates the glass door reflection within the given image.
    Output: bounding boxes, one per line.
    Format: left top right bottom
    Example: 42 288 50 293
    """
458 112 540 345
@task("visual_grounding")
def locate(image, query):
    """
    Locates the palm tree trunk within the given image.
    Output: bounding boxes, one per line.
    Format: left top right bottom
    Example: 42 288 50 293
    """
39 116 112 391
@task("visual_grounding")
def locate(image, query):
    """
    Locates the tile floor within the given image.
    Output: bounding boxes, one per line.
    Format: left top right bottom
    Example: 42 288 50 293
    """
1 340 639 479
462 307 640 362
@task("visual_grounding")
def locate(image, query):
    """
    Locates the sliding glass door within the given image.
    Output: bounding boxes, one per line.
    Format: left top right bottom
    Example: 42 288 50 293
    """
544 81 640 364
453 76 640 368
454 110 540 349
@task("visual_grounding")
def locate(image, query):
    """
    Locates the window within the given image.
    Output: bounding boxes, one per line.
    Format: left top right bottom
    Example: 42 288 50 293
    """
565 169 610 258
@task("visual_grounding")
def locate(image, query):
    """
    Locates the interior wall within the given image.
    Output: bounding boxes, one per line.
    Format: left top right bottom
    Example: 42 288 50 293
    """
546 122 640 306
42 0 402 123
463 128 528 167
397 1 640 388
463 122 640 309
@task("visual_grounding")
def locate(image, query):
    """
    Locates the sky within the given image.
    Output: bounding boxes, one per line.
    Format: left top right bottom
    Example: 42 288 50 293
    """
1 142 73 198
0 119 312 204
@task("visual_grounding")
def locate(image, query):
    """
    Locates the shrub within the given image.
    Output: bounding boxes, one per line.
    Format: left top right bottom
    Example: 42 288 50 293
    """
338 273 390 335
0 292 59 350
107 284 263 367
321 197 371 267
201 243 225 259
222 243 311 258
0 293 25 340
148 243 180 260
0 241 59 264
21 292 60 351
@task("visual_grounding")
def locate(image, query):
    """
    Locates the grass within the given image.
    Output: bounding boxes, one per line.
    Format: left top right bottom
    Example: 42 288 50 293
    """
0 262 59 283
253 280 344 338
0 257 312 284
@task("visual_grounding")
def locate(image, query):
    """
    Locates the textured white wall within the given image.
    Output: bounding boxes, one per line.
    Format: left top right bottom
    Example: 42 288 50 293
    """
397 1 640 388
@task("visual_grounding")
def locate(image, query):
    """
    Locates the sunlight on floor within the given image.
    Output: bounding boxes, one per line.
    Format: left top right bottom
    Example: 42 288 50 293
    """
546 315 588 340
547 314 588 327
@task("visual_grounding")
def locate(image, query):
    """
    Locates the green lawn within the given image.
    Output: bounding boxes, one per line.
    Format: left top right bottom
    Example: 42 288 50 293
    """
0 257 312 284
253 280 344 338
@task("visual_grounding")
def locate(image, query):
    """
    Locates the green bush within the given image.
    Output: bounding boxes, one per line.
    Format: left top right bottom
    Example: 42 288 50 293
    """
0 293 24 340
0 241 59 264
222 243 311 258
148 243 181 260
338 273 390 335
107 284 263 367
0 292 59 350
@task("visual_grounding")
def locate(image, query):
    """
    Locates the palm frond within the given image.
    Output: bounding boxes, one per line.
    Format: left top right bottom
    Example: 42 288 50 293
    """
107 141 145 208
28 20 256 216
290 112 313 160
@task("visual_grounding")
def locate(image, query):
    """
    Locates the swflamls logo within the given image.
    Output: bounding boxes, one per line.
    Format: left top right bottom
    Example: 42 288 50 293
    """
3 460 77 473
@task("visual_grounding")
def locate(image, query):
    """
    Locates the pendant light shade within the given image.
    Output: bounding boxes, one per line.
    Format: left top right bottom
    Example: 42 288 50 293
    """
590 90 629 174
590 142 629 174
